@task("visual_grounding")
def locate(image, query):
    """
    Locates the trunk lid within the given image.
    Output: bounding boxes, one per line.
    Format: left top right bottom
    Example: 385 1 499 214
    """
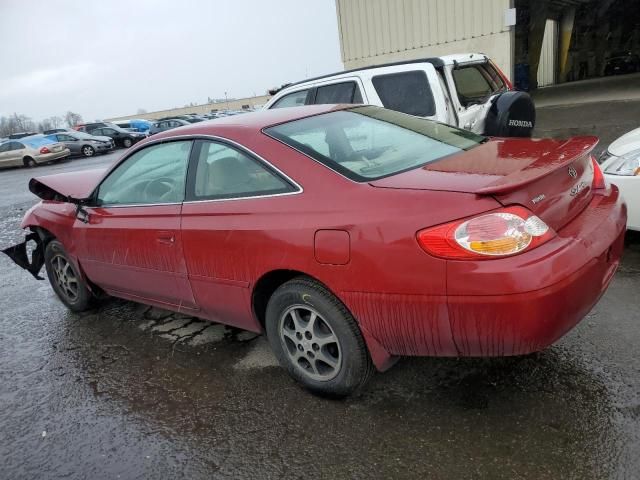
29 168 107 202
369 136 598 230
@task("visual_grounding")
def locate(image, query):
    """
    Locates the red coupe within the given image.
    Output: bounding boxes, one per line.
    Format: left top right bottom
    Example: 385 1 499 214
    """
4 105 626 396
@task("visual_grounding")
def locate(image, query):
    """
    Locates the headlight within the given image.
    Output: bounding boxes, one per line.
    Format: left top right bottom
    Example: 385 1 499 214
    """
603 148 640 176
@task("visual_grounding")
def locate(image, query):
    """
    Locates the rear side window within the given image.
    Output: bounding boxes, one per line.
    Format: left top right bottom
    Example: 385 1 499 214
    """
452 64 505 106
313 81 363 104
371 71 435 117
271 90 309 109
190 141 295 200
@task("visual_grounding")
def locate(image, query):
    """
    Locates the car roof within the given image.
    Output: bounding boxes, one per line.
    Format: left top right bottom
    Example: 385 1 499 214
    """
281 52 487 90
149 104 350 140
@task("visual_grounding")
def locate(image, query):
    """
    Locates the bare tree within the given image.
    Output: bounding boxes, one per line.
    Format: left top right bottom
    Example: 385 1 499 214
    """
39 118 53 132
64 111 83 128
50 116 63 128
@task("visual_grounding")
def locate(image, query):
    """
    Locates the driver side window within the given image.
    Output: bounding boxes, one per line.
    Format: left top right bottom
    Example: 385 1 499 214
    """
97 141 192 206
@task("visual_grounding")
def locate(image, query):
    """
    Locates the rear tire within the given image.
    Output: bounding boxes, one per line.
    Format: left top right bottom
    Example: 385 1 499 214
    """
44 240 93 312
265 276 374 397
23 157 37 168
81 145 95 157
122 138 133 148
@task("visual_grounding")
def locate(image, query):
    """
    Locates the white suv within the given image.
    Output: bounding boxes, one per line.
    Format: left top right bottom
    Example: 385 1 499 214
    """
264 53 535 138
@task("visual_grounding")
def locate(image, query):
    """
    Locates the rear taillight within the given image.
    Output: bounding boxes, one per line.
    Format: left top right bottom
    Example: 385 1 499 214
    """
417 206 555 260
591 156 607 190
39 147 50 154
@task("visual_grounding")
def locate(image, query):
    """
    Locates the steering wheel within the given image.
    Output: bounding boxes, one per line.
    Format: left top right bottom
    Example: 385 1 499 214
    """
142 177 178 202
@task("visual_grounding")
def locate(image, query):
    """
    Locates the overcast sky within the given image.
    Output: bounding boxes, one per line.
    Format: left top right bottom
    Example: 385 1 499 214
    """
0 0 342 122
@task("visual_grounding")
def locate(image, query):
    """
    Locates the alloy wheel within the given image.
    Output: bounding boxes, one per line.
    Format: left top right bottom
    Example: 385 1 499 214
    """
82 146 95 157
278 305 342 381
51 254 79 302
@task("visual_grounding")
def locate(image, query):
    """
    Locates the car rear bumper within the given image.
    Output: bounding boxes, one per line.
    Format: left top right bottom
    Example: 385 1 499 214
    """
36 149 70 163
444 186 627 356
344 186 627 365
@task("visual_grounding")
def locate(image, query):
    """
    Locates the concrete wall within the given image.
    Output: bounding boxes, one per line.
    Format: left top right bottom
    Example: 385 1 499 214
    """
335 0 514 78
106 94 272 122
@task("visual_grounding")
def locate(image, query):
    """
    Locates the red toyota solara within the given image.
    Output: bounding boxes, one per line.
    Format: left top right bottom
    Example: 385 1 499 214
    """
3 105 626 396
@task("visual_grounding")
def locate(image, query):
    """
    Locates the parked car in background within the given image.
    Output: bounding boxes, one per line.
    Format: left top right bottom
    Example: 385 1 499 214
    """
46 131 114 157
156 115 205 124
604 51 640 76
85 125 146 148
149 118 190 135
0 136 69 169
600 126 640 230
264 53 536 138
5 105 625 396
43 128 71 135
113 119 152 133
73 122 117 133
8 132 39 139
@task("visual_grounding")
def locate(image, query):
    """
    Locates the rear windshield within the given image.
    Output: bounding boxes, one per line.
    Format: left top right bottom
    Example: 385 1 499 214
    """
264 106 484 181
22 136 54 147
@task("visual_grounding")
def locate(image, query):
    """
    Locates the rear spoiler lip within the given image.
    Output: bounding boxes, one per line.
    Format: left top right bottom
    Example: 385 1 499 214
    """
473 136 599 195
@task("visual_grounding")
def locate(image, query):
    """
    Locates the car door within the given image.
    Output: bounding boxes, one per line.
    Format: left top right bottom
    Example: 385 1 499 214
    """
0 142 15 167
180 139 300 329
57 134 80 155
73 140 198 310
6 142 27 166
101 128 121 144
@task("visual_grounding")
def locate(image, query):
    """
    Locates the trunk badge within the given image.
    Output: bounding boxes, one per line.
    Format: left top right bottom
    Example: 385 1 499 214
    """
568 167 578 178
531 194 546 205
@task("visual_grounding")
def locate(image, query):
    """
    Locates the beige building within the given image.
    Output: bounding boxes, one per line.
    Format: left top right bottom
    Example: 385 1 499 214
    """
107 94 271 122
334 0 629 91
335 0 515 78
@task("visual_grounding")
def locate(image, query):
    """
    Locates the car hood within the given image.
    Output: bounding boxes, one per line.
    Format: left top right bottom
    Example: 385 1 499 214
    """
91 135 112 142
607 127 640 157
29 168 107 201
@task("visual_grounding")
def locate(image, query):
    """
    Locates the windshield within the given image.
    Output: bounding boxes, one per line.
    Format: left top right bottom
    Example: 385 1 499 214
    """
264 106 485 181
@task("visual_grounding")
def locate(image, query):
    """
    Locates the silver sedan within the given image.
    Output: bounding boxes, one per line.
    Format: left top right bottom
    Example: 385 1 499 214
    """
46 131 114 157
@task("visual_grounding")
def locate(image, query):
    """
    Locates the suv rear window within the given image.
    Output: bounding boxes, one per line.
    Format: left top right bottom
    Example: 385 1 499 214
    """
452 64 506 106
371 71 435 117
265 106 484 181
313 81 363 105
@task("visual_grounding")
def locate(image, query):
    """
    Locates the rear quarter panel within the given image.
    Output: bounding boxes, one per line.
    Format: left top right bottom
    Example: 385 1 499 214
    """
181 132 501 356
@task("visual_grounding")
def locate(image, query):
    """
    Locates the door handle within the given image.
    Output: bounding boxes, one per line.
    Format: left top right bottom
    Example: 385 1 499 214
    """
156 232 175 245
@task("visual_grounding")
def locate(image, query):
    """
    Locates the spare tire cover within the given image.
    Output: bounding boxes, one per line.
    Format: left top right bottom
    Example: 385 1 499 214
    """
483 91 536 137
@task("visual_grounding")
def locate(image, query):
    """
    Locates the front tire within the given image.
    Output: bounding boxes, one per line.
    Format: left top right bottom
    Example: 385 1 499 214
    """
81 145 95 157
44 240 93 312
122 138 133 148
265 277 374 397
